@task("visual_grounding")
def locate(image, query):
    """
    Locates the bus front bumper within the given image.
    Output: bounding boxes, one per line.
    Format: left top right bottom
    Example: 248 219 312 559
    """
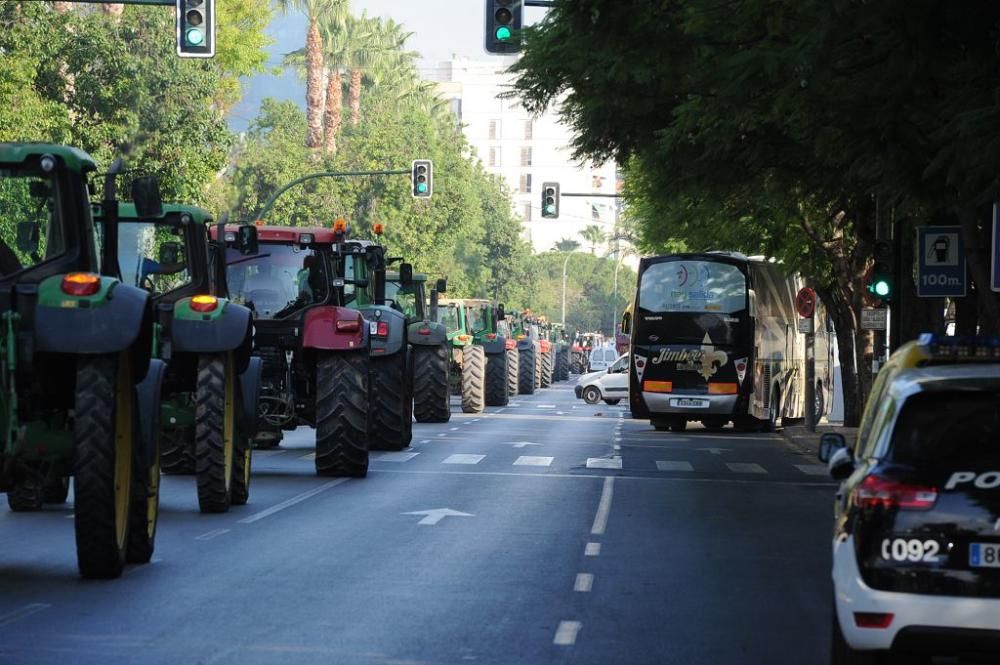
641 392 738 416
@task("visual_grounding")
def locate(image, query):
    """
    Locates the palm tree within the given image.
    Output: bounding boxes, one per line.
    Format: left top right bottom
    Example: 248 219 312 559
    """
579 225 607 255
347 16 415 126
278 0 345 148
553 238 581 252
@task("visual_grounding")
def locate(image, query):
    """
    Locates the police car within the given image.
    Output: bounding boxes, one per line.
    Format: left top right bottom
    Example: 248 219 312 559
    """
819 335 1000 664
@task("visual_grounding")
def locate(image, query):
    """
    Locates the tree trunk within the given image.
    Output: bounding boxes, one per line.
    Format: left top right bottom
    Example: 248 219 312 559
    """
956 207 1000 334
305 17 325 149
349 69 362 126
323 70 343 154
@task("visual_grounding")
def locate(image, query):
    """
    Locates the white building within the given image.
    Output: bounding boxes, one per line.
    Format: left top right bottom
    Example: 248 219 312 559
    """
434 57 621 256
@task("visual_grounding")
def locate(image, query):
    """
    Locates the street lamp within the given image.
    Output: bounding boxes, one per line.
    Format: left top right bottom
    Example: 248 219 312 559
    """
561 252 571 325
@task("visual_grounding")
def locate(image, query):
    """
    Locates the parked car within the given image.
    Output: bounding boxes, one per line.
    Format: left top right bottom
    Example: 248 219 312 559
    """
575 354 629 405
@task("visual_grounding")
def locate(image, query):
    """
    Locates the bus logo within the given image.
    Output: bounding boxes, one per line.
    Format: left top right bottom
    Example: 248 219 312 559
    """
651 334 729 381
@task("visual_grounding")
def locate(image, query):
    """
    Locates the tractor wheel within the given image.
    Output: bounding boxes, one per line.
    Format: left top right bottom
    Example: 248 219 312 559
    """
461 345 486 413
126 430 159 564
160 425 195 474
370 351 413 451
7 477 43 512
44 475 70 504
518 345 536 395
315 351 369 477
73 353 134 579
412 344 451 423
231 438 251 506
485 351 509 407
540 350 553 388
533 342 542 390
195 354 237 514
558 350 570 381
506 348 519 397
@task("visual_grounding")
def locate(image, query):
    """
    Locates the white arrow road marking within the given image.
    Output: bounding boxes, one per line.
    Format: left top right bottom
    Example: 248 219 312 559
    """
697 447 731 455
502 441 540 448
442 454 485 465
553 621 582 646
402 508 474 526
0 604 51 627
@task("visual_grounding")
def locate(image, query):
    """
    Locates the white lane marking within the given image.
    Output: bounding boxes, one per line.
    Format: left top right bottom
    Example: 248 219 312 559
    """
590 476 615 535
536 405 557 409
470 419 480 423
556 411 565 415
553 621 582 646
726 462 767 474
697 447 730 455
795 464 828 476
612 445 621 452
442 454 485 465
502 441 540 448
370 468 836 487
64 513 75 519
656 461 694 472
585 542 601 556
437 433 447 438
574 573 594 592
300 452 316 460
371 452 419 462
450 427 460 431
402 508 474 525
420 440 431 444
195 528 230 541
586 457 622 470
0 603 51 627
513 456 554 467
238 479 349 524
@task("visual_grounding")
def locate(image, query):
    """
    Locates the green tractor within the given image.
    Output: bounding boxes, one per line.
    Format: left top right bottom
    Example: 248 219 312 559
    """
437 299 512 412
549 323 571 382
384 269 451 423
468 299 511 408
103 203 260 513
0 144 163 578
508 310 546 394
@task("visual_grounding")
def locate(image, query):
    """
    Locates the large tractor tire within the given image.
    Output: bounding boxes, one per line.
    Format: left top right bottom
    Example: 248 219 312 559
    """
7 477 43 512
127 431 159 564
195 354 237 514
540 350 553 388
484 351 509 407
518 345 536 395
506 348 519 397
556 349 570 382
461 344 486 413
412 344 451 423
370 351 413 451
160 425 195 474
533 342 543 390
315 351 369 477
73 354 135 579
231 439 251 506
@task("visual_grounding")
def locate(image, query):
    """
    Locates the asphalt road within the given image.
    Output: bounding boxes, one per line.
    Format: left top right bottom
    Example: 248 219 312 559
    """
0 378 836 665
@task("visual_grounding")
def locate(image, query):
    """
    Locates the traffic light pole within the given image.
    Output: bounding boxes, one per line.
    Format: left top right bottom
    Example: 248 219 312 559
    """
255 169 410 222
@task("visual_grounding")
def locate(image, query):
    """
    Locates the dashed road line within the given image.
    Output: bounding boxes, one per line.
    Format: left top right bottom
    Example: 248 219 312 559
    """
238 479 349 524
656 461 695 472
585 542 601 556
553 621 582 646
0 603 51 627
372 452 420 463
726 462 767 474
590 477 615 535
513 456 554 467
442 454 485 465
574 573 594 592
195 528 230 541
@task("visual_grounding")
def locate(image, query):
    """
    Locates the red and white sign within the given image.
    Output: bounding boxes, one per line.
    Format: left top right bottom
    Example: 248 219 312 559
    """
795 287 817 319
734 357 748 385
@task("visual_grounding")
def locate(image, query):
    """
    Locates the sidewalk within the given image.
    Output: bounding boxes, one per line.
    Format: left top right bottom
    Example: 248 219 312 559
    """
781 422 858 459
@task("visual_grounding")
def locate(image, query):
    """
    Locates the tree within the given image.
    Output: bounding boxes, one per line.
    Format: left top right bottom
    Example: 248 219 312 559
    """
553 238 580 252
578 224 606 255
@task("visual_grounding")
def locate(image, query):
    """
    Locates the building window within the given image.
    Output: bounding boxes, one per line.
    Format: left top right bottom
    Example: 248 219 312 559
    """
489 119 501 140
519 173 532 193
520 147 532 167
522 203 532 221
489 146 501 167
524 120 533 140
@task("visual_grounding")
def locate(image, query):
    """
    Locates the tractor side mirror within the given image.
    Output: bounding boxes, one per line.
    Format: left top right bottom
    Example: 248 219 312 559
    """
399 263 414 284
238 224 259 255
435 278 447 294
131 177 163 218
621 311 632 335
159 241 181 266
497 303 505 320
15 222 39 255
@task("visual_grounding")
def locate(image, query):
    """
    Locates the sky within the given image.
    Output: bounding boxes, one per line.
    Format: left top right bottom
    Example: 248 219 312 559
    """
229 0 550 132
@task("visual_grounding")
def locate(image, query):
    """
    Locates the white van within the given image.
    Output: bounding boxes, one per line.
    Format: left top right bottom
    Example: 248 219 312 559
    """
588 346 619 372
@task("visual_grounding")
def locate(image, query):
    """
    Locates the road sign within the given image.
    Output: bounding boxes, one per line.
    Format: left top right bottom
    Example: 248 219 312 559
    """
993 205 1000 292
797 317 815 334
917 226 966 297
795 287 817 318
861 308 888 330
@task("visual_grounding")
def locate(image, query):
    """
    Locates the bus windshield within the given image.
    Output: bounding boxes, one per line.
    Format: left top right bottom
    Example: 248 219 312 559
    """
639 260 746 314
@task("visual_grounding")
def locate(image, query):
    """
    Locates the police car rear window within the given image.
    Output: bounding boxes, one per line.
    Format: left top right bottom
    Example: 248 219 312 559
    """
888 389 1000 469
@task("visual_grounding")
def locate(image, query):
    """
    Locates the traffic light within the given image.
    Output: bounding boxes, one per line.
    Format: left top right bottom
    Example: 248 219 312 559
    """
868 239 894 302
485 1 522 54
541 182 559 219
177 0 215 58
411 159 433 198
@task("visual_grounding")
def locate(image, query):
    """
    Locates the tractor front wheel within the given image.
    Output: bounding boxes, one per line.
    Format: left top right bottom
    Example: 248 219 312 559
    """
370 351 413 451
315 351 369 477
461 345 486 413
73 353 135 579
195 354 237 513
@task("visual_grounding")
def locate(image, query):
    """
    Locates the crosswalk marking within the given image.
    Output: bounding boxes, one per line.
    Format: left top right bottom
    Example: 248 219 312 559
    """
656 461 694 472
586 456 622 470
726 462 767 474
513 456 554 467
794 464 828 476
442 454 485 465
371 452 420 463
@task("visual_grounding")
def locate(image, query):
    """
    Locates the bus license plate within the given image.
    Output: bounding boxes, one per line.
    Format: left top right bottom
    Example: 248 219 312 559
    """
969 543 1000 568
670 398 709 409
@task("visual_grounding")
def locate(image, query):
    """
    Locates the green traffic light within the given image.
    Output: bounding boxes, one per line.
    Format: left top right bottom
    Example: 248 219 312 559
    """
186 27 204 46
417 183 428 194
873 280 891 297
544 205 555 215
495 26 512 41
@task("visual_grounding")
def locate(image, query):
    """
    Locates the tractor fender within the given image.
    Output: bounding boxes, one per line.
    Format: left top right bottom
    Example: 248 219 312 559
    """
359 306 406 357
170 299 253 372
239 356 263 438
301 306 369 351
35 279 152 366
516 337 534 353
407 320 448 346
136 358 167 466
479 336 507 356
